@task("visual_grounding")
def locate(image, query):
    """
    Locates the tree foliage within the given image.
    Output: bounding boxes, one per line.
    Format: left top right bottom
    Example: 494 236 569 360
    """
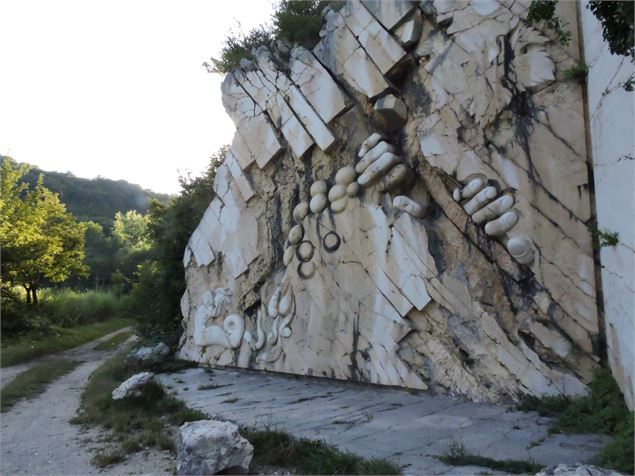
588 1 634 58
527 0 571 46
128 147 226 345
1 157 88 303
19 161 169 231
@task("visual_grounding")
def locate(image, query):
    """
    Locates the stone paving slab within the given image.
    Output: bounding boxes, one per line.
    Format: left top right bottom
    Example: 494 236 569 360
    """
158 367 608 475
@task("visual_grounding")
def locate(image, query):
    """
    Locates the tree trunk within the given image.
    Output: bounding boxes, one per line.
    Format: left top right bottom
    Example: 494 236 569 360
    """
32 286 38 304
24 286 32 304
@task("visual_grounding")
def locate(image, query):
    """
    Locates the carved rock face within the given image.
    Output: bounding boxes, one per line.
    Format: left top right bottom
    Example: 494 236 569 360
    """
179 0 599 402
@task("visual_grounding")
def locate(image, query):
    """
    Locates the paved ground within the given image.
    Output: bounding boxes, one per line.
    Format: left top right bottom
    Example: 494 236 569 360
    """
159 367 608 476
1 329 173 475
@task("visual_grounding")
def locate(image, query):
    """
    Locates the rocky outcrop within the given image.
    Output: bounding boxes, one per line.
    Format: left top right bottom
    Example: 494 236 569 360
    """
176 420 253 475
179 0 601 403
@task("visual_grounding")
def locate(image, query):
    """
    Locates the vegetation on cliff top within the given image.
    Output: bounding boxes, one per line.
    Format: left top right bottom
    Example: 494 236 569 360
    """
205 0 332 74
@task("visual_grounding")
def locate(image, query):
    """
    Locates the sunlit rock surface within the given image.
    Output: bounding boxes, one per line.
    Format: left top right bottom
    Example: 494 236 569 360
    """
179 0 604 403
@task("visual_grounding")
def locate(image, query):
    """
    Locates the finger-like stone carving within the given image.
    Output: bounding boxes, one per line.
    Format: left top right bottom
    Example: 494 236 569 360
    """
356 140 395 173
358 152 401 187
374 94 408 132
507 236 535 264
283 246 295 266
393 195 427 218
330 197 348 213
297 241 314 262
298 261 316 279
335 165 357 185
462 186 498 215
453 176 486 201
288 224 304 245
310 194 328 214
310 180 328 196
346 182 360 197
358 132 383 158
472 194 514 224
293 202 309 222
379 163 413 192
485 210 519 237
328 184 347 202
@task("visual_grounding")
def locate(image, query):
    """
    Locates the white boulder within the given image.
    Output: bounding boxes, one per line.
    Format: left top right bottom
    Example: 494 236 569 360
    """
535 464 624 476
129 342 170 364
111 372 155 400
176 420 253 475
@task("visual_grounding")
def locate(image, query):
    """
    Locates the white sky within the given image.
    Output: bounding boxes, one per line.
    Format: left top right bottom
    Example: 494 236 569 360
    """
0 0 276 194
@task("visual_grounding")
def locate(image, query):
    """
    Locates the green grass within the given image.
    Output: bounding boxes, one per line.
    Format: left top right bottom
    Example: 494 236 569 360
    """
241 428 401 475
71 349 208 467
1 358 81 412
1 317 133 367
438 442 542 474
38 288 128 327
75 347 400 473
518 371 634 474
93 330 134 351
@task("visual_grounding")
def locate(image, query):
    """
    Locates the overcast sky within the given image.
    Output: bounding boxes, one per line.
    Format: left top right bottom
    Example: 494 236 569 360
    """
0 0 276 194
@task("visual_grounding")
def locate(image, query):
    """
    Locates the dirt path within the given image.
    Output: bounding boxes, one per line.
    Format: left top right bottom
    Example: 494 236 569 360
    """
0 330 173 475
0 327 132 389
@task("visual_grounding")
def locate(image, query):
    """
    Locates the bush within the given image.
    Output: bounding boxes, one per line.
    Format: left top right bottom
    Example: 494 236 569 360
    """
1 287 128 336
518 371 634 474
205 1 331 74
126 149 223 347
39 288 128 327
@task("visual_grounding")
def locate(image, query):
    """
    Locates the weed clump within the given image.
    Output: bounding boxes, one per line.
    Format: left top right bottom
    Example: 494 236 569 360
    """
518 371 634 474
242 428 401 475
438 441 542 474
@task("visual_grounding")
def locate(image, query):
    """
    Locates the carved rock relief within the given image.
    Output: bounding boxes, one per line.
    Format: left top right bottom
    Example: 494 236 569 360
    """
179 0 600 402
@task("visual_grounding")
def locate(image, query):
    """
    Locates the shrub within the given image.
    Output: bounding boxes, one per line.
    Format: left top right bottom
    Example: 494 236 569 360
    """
39 288 127 327
126 149 223 347
205 1 331 74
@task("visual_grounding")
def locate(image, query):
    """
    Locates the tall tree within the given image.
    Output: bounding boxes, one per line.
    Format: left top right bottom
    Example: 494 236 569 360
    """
1 157 88 303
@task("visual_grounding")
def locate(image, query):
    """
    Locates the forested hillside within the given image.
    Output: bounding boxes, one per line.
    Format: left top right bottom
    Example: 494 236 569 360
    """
19 161 170 230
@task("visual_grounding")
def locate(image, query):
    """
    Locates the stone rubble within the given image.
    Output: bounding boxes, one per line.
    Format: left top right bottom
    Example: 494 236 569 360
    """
179 0 603 403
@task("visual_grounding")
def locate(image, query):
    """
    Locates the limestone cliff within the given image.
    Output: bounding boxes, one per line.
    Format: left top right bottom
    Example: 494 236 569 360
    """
178 0 600 403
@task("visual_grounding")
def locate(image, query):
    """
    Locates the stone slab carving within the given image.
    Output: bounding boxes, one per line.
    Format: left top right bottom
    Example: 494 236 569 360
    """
179 0 604 403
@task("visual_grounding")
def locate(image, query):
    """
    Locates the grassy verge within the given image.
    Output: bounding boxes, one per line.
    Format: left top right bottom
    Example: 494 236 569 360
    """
242 428 401 475
71 350 206 467
438 442 542 474
1 358 81 412
75 350 400 474
518 371 634 474
94 330 134 351
1 317 133 367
